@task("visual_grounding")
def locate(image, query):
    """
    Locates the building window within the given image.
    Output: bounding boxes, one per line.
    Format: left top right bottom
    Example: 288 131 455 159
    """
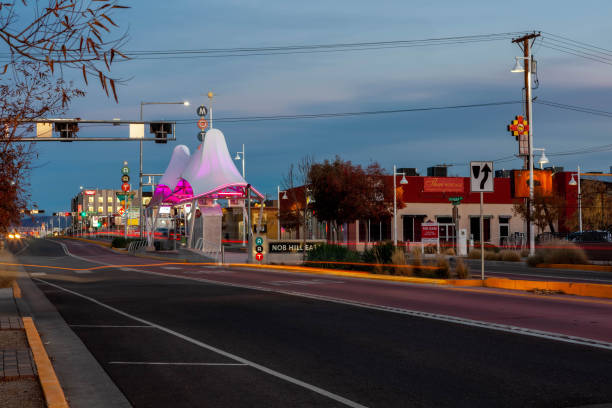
88 197 93 203
107 196 113 203
97 206 103 213
108 206 113 213
499 216 511 244
88 206 94 212
470 216 491 242
98 196 104 203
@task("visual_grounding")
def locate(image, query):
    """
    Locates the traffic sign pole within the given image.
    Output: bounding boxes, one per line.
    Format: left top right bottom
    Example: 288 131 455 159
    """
480 191 484 280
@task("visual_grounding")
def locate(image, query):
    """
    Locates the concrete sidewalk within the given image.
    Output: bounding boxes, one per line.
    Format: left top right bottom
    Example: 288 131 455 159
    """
1 246 132 408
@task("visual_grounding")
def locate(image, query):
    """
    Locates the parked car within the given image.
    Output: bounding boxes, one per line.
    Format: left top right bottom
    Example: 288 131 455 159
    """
567 230 612 243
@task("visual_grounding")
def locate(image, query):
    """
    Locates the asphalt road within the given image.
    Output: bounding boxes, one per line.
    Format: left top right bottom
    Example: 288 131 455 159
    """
11 238 612 407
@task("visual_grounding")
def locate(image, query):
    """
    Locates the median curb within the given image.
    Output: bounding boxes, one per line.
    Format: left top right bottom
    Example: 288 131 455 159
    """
22 316 69 408
59 237 612 300
536 263 612 272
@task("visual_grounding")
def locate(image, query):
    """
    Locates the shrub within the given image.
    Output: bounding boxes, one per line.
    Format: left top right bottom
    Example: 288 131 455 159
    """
306 243 363 270
111 237 128 248
499 250 521 262
468 249 481 259
410 248 424 276
423 244 437 254
362 241 396 274
520 249 530 258
484 250 501 261
444 247 456 256
526 239 589 267
434 255 450 278
454 258 470 279
391 248 410 276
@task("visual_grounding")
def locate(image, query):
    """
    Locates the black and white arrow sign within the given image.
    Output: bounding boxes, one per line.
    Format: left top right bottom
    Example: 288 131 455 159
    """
470 161 494 192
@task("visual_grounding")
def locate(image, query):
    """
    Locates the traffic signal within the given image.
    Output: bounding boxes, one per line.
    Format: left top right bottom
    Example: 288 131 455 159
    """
149 122 172 144
80 211 86 217
55 121 79 141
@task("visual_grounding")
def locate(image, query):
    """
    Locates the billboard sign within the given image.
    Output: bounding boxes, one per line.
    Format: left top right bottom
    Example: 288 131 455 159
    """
512 170 553 198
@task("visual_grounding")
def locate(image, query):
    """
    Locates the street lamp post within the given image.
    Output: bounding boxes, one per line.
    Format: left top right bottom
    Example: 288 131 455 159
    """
393 165 408 246
235 145 246 246
139 101 189 239
511 32 540 256
277 186 288 239
569 166 582 232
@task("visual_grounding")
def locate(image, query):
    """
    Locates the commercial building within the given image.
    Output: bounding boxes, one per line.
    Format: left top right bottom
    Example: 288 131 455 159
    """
277 168 591 248
70 188 151 232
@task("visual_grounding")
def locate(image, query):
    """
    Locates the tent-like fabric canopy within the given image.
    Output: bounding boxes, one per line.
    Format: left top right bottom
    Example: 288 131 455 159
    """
148 128 264 208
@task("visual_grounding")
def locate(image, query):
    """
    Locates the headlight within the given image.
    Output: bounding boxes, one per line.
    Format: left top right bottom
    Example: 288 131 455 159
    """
14 233 20 239
8 234 14 239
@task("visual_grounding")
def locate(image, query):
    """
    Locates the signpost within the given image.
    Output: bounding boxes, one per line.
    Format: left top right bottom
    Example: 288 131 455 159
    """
421 221 439 253
470 161 494 280
254 236 264 262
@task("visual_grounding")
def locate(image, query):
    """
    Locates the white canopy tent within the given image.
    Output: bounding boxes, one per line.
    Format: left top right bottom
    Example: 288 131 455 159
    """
146 128 264 251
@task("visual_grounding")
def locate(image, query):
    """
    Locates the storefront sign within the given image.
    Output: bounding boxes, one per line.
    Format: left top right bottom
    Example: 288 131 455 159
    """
423 178 464 193
268 241 323 253
512 170 553 198
421 223 439 240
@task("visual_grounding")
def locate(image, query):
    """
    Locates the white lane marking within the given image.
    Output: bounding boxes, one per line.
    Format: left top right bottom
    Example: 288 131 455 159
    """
15 241 31 255
266 279 344 287
51 239 612 352
30 272 47 276
108 362 247 366
75 270 93 274
33 278 367 408
70 325 153 328
120 269 612 352
162 266 181 270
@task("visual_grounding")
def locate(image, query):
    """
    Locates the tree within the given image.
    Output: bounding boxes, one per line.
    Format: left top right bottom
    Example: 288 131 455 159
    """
0 0 129 102
308 156 397 242
512 191 566 234
567 179 612 231
0 1 128 233
280 156 312 240
0 61 84 233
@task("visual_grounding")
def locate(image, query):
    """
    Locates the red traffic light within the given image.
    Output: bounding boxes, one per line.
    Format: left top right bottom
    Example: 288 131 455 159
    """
65 212 70 217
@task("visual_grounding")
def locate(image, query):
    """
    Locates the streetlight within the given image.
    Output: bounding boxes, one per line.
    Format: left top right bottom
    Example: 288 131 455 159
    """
139 101 190 239
234 144 247 246
393 165 408 246
533 147 549 169
568 166 582 232
277 186 288 239
512 54 536 256
234 144 245 178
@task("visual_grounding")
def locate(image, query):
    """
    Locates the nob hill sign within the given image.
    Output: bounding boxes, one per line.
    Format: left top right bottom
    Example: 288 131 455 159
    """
268 240 325 253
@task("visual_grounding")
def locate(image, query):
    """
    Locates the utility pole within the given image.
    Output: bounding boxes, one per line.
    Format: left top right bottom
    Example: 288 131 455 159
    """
512 31 541 256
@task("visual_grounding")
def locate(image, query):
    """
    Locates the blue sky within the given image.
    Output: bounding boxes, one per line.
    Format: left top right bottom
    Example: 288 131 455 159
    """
19 1 612 212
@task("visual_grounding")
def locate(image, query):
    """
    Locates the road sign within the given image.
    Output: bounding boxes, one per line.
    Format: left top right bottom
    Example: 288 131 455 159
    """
197 105 208 117
118 207 125 215
197 131 206 142
255 237 264 246
121 166 129 175
448 196 463 205
197 118 208 130
255 252 263 261
121 174 130 183
121 182 130 192
470 161 494 192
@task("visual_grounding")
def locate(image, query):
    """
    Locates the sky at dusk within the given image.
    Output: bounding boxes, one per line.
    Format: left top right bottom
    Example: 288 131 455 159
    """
16 1 612 212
